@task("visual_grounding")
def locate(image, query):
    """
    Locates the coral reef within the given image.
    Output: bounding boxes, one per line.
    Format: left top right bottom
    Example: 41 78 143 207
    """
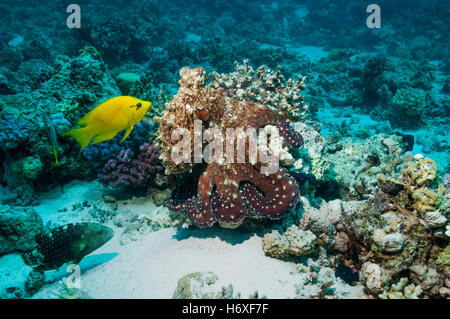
0 253 33 299
159 64 306 228
82 121 154 171
0 49 123 205
99 143 164 189
390 87 427 127
0 205 44 255
0 115 31 150
359 262 389 295
118 208 189 246
173 272 238 299
262 225 316 258
378 277 423 299
322 134 405 200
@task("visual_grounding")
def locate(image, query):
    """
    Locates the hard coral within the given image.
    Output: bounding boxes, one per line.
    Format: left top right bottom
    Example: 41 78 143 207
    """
390 87 427 128
157 63 306 228
99 143 164 188
0 115 30 150
83 121 154 171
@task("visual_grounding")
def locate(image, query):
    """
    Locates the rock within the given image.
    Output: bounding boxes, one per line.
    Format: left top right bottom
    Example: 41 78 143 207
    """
173 272 236 299
381 233 405 253
372 229 405 253
334 231 350 253
103 195 117 203
299 198 336 250
149 188 171 206
360 262 389 295
119 210 175 245
261 230 289 258
422 211 447 229
8 34 24 47
0 253 33 299
439 287 450 298
116 72 141 95
319 199 342 225
11 156 43 180
409 265 441 294
24 270 45 295
113 211 138 228
284 226 316 256
0 205 44 255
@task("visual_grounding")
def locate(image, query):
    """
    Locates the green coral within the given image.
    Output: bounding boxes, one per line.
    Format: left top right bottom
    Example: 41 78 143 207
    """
116 72 141 95
11 156 43 180
56 99 80 123
390 87 427 127
129 78 169 119
435 244 450 273
78 46 102 60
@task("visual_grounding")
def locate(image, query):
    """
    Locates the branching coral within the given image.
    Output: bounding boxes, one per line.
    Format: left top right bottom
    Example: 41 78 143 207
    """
83 121 154 171
99 143 164 188
157 63 306 228
209 60 308 120
379 157 446 228
378 277 423 299
0 115 31 150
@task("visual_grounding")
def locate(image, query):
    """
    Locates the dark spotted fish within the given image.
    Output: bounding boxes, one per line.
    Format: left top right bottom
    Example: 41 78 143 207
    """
30 222 114 271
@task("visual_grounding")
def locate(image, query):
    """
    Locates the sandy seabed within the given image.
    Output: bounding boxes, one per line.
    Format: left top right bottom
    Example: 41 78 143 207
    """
31 180 364 299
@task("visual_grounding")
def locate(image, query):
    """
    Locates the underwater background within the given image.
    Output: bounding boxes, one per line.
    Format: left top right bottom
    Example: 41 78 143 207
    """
0 0 449 299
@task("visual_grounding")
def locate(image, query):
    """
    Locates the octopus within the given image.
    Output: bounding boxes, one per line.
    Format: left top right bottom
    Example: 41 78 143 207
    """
156 66 306 228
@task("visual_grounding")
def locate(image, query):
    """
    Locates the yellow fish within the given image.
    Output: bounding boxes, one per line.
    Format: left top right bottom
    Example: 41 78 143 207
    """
63 96 151 150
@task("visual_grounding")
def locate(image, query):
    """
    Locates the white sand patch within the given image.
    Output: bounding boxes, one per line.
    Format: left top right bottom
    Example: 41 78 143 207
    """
30 180 303 298
30 180 364 299
34 227 302 298
258 44 328 63
33 180 105 226
287 46 328 63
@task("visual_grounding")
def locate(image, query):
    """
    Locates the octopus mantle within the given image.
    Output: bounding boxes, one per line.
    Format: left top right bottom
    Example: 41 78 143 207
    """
156 67 305 228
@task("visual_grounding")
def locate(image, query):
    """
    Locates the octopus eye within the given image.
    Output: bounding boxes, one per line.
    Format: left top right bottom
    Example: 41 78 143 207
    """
195 106 209 122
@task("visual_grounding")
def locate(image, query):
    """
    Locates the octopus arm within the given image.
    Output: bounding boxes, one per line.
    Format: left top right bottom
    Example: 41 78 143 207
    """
242 168 299 219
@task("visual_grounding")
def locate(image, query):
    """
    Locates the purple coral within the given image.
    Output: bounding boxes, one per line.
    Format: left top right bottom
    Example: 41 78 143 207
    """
0 115 31 150
99 143 163 188
82 121 153 170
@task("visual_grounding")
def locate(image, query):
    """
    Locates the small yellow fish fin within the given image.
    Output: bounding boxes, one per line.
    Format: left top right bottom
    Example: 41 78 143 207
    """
63 127 94 151
91 130 119 145
120 125 134 143
76 111 95 127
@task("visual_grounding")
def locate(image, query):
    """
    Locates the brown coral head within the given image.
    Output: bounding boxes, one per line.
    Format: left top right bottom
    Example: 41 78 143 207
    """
179 67 206 88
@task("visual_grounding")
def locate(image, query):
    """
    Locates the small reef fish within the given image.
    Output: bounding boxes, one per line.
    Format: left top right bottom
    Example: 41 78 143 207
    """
63 96 151 150
24 222 114 271
42 111 60 166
